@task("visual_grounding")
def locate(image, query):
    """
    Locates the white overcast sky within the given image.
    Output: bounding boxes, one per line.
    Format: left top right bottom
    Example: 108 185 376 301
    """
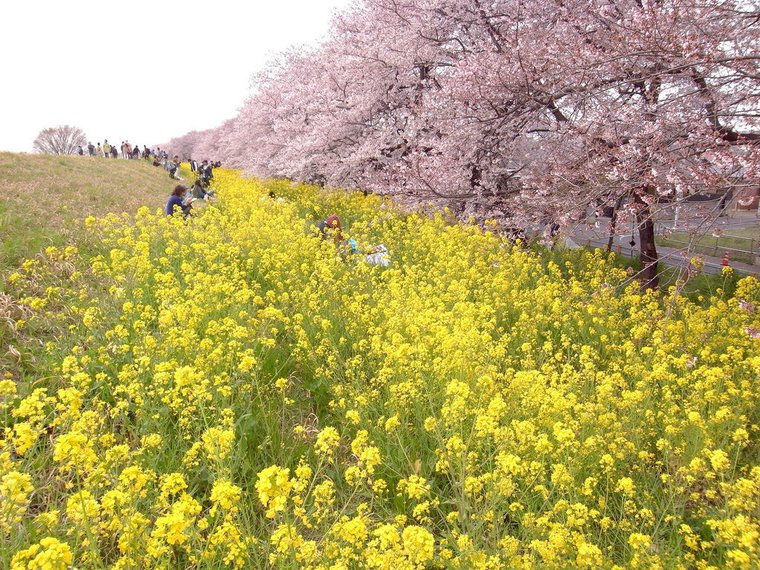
0 0 354 152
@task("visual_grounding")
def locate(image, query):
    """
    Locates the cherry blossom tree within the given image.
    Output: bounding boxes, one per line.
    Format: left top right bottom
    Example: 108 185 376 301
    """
353 0 759 288
173 0 760 288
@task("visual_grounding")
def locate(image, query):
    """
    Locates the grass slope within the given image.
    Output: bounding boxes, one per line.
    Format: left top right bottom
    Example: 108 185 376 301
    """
0 152 178 271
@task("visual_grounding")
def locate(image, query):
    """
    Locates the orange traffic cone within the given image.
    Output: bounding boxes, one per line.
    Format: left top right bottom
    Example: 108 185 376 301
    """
722 251 730 266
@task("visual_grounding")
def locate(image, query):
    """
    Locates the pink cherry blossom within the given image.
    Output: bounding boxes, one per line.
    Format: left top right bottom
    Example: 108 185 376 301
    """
168 0 759 289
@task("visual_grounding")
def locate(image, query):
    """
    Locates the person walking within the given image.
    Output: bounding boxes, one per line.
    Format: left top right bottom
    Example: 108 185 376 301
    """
103 140 111 157
87 142 95 156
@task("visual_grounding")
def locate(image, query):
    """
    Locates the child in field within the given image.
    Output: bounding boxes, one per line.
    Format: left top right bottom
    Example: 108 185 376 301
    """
317 214 344 243
314 214 389 265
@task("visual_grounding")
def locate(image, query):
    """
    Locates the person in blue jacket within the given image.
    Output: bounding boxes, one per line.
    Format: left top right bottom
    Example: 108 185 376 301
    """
165 185 192 217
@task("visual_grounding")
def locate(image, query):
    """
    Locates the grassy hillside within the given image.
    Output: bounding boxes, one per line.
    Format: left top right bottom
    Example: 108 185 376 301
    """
0 152 178 270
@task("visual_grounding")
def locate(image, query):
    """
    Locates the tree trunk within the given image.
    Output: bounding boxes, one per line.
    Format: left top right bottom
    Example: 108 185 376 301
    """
606 195 626 252
634 192 659 290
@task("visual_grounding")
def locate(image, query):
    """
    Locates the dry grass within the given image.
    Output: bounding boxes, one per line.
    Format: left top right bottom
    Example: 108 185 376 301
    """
0 151 182 375
0 152 179 270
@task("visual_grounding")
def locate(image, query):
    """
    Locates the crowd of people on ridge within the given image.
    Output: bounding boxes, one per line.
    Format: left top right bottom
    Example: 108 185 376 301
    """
75 140 220 183
73 139 221 208
164 161 219 217
76 140 151 160
74 139 388 265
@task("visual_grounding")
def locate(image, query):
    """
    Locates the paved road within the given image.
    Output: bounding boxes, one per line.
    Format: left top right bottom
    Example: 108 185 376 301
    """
567 214 759 277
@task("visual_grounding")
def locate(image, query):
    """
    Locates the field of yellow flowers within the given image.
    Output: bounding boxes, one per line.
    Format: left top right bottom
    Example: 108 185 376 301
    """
2 169 759 569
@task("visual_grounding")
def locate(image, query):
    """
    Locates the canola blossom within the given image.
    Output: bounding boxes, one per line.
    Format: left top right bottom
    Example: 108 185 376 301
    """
2 169 759 569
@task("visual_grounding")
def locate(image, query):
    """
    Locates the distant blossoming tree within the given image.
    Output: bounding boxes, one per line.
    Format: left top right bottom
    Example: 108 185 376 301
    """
161 130 204 160
160 119 241 166
33 125 88 155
